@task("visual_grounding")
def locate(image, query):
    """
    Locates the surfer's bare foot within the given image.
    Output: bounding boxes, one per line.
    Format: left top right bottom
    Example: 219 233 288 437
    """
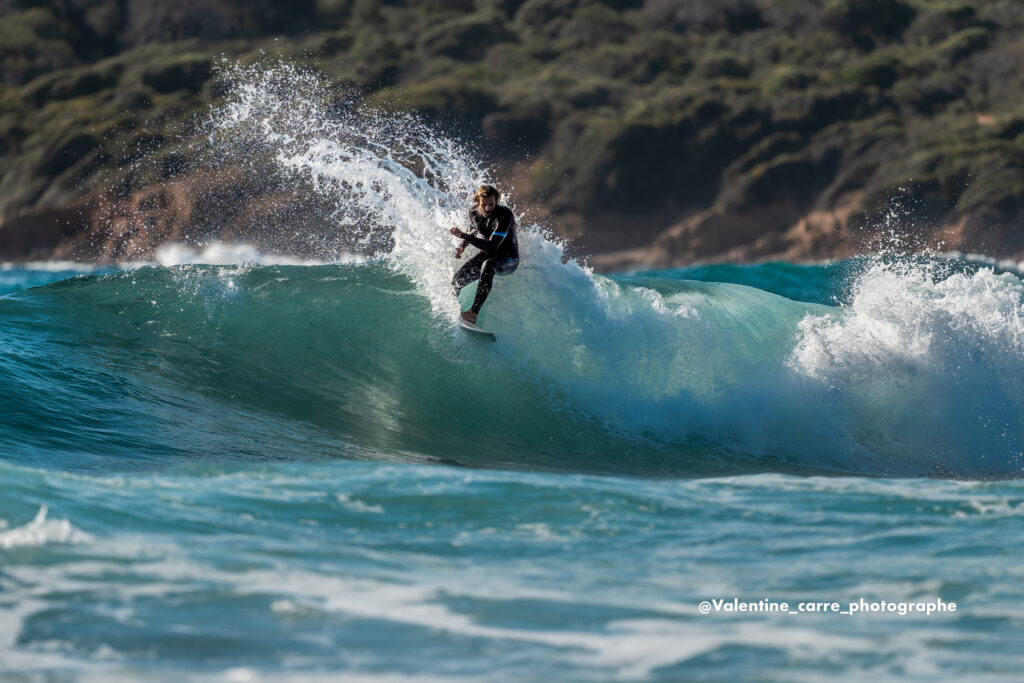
460 310 477 324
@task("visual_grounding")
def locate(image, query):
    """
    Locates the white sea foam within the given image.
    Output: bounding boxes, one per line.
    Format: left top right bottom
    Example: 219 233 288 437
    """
789 261 1024 475
0 505 90 549
1 261 104 272
335 493 385 514
215 670 464 683
151 242 352 267
113 241 368 268
1 534 781 680
1 466 1016 680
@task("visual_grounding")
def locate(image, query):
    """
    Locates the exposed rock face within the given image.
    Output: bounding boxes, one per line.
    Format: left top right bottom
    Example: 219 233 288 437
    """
91 183 194 261
0 177 1021 270
587 200 848 271
0 187 195 263
0 206 89 261
586 192 1023 272
0 166 381 264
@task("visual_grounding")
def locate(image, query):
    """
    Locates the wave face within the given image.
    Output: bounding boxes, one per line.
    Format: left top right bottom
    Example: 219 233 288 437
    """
2 255 1023 479
3 63 1023 479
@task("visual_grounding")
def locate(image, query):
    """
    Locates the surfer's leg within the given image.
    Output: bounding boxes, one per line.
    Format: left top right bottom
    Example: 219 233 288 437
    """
470 258 497 315
452 253 485 294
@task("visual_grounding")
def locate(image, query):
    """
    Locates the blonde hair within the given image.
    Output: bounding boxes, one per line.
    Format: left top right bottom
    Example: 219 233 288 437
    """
473 184 501 203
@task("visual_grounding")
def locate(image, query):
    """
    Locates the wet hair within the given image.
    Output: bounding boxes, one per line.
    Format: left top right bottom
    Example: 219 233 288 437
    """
473 184 501 203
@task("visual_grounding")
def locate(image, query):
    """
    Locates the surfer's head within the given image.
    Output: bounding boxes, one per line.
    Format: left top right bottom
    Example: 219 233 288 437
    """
473 184 501 217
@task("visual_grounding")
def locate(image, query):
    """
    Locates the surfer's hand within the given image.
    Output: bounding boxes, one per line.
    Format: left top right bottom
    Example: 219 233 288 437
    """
449 227 465 238
454 246 464 259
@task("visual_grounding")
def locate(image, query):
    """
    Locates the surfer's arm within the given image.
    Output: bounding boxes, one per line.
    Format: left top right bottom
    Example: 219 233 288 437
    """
457 232 498 253
450 226 473 258
450 228 494 251
452 214 513 255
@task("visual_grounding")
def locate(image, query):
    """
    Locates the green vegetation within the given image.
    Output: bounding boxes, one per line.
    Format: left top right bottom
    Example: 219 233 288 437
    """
4 0 1024 260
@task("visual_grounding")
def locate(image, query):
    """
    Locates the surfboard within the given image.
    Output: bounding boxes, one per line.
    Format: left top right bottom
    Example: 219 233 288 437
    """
458 318 496 341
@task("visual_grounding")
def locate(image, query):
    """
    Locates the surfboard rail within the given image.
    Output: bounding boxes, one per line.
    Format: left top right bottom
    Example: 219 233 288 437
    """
458 318 496 341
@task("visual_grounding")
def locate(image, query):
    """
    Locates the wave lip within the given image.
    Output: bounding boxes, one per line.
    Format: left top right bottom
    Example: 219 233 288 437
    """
789 261 1024 477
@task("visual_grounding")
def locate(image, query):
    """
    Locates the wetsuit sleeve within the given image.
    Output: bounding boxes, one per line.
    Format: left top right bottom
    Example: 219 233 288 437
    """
459 209 473 249
460 210 514 255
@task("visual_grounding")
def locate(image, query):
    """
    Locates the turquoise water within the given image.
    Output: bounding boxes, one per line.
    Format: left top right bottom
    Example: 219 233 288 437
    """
4 61 1023 680
2 257 1024 681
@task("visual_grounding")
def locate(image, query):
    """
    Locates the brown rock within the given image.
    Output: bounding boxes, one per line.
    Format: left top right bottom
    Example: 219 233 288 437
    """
588 194 865 272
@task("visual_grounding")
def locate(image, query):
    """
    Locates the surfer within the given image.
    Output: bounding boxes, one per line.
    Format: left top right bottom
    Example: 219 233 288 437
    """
450 184 519 325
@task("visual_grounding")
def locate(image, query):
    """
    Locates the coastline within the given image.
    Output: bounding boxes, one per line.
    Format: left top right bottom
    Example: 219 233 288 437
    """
4 192 1022 274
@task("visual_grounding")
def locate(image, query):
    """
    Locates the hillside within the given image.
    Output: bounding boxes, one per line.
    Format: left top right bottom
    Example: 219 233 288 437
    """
2 0 1024 268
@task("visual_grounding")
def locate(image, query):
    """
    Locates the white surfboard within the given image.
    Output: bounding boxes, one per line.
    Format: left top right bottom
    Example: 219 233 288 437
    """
458 318 496 341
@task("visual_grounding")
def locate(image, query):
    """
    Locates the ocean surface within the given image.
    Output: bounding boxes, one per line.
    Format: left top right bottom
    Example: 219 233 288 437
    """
3 253 1024 682
4 63 1024 681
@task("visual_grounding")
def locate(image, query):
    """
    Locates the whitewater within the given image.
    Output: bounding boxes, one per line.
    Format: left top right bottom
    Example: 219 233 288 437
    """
2 63 1023 681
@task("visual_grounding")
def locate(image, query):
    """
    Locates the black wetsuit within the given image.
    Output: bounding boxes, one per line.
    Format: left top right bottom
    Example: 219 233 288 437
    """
452 205 520 315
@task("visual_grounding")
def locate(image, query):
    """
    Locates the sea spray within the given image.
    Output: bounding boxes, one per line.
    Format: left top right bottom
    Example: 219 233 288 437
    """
207 59 492 309
789 258 1024 475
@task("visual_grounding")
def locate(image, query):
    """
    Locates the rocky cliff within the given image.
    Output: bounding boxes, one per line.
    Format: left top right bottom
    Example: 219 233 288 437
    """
3 0 1024 268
